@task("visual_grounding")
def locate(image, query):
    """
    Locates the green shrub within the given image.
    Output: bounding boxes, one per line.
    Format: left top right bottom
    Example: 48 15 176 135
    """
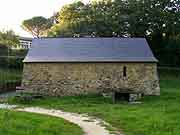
9 49 28 57
0 57 24 69
0 44 8 56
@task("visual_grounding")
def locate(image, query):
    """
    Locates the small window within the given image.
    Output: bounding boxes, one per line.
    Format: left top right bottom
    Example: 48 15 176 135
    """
123 66 127 77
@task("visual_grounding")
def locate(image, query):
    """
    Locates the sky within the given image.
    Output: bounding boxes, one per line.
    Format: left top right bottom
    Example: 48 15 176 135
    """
0 0 89 37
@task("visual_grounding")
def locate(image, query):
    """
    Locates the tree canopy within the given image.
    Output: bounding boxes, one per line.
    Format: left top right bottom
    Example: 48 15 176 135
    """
0 30 19 48
22 16 53 38
48 0 180 39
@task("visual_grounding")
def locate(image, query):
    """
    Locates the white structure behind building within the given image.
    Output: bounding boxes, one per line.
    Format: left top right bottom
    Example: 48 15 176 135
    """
18 37 33 49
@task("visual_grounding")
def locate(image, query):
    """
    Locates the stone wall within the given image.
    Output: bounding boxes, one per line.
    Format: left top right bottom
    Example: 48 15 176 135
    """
22 63 160 96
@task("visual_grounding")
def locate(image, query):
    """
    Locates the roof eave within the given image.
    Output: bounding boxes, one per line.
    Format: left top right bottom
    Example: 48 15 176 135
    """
23 60 158 63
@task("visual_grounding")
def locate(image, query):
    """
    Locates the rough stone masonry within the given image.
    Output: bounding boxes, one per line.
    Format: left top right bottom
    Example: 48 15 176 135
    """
22 62 160 96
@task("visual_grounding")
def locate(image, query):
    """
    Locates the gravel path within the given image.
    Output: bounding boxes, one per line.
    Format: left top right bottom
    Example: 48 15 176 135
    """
0 91 17 99
0 104 17 109
0 104 121 135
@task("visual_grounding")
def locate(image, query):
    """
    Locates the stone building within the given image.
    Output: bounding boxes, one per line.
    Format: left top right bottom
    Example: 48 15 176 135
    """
22 38 160 97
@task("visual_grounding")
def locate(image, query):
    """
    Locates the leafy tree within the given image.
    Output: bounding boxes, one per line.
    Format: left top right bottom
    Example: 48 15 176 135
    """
22 16 53 38
50 12 60 24
49 0 180 38
0 30 19 48
48 1 86 37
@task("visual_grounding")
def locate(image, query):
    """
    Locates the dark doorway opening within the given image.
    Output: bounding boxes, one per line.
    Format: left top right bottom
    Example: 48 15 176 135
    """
113 92 130 103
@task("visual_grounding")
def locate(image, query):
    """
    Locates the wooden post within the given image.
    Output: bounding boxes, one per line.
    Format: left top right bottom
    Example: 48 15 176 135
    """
112 92 116 104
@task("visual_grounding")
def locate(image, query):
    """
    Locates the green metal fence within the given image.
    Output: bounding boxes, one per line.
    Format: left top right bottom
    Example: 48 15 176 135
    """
158 67 180 79
0 47 25 93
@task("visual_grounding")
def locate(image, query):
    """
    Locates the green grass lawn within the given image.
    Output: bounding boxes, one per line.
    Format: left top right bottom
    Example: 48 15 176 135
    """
0 110 83 135
9 70 180 135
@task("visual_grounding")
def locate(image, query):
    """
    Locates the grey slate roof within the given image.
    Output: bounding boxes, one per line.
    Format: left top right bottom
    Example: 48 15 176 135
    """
23 38 158 63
